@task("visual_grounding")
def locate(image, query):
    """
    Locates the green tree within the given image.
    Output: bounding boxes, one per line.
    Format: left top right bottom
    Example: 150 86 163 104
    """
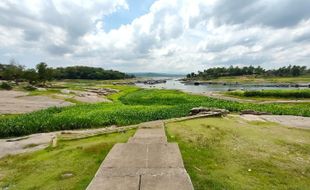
23 69 39 84
2 60 24 84
36 62 53 85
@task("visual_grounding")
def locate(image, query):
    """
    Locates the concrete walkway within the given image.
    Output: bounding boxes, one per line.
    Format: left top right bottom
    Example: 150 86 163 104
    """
86 120 194 190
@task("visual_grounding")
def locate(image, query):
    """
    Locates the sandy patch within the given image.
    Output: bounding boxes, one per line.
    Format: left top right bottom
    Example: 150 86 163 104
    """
0 90 73 114
62 90 112 103
0 125 137 158
239 114 310 129
0 132 56 158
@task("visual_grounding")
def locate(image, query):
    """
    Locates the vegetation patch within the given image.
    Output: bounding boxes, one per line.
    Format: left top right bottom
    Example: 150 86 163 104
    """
166 117 310 190
0 130 135 190
0 88 310 138
227 89 310 99
0 82 13 90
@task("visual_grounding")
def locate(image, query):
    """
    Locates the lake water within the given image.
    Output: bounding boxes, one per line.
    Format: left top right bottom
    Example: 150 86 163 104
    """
135 78 307 93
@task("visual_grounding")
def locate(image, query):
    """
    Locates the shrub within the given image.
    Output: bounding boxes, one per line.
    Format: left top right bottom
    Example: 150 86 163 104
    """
0 82 13 90
23 85 37 91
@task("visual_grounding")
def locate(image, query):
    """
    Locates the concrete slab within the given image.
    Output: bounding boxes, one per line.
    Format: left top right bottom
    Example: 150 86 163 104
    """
147 143 184 168
102 143 183 169
138 120 164 129
133 128 166 139
87 176 139 190
102 143 147 168
128 137 167 144
87 120 193 190
96 168 189 178
141 171 194 190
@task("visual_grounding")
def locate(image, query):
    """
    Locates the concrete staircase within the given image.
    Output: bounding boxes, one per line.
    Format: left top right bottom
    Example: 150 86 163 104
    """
86 120 194 190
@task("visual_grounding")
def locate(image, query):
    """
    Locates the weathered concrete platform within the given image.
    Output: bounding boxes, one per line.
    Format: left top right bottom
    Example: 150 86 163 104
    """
87 120 193 190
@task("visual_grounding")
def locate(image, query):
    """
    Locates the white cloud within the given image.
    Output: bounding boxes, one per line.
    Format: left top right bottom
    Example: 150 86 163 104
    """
0 0 309 72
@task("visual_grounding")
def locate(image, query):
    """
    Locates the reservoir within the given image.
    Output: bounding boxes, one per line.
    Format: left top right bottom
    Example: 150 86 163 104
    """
135 78 309 93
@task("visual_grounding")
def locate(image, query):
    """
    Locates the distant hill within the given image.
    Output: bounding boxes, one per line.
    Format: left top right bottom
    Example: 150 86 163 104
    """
129 72 185 78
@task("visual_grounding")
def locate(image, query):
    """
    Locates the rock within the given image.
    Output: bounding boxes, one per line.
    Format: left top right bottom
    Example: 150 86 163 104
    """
52 136 57 148
61 89 71 94
240 110 270 115
136 79 167 85
61 172 74 179
85 88 119 96
37 88 47 91
189 107 229 116
23 85 37 91
112 82 135 85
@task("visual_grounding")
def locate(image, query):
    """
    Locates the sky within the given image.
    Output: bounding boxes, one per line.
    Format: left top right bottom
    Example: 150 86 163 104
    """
0 0 310 73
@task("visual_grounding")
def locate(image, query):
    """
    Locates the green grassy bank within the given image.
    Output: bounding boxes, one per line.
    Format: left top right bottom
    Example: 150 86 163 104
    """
226 89 310 99
166 117 310 190
0 130 135 190
203 75 310 84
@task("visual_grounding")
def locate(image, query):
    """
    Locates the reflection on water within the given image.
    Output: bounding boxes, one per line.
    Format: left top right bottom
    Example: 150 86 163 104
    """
135 78 307 93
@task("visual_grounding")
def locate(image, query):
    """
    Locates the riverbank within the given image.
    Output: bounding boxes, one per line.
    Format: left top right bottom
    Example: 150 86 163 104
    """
166 116 310 189
182 75 310 85
182 80 310 88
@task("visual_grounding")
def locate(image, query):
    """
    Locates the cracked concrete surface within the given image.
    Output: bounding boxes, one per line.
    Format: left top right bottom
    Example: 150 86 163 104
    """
86 120 194 190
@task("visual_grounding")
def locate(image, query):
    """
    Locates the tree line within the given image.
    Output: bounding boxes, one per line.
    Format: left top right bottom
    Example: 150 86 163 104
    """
0 60 134 85
187 65 310 80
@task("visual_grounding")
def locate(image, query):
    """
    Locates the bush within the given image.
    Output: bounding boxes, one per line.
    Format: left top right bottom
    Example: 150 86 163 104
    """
0 82 13 90
23 85 37 91
243 89 310 98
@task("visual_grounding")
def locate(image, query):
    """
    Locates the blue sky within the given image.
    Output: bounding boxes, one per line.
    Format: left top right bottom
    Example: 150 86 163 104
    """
104 0 155 31
0 0 310 72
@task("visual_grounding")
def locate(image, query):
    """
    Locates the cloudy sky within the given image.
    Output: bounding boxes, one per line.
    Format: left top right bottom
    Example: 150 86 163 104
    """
0 0 310 73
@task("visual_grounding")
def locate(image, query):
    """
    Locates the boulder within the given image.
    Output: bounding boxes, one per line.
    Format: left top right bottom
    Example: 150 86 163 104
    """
189 107 229 116
61 89 71 94
37 88 47 91
85 88 119 96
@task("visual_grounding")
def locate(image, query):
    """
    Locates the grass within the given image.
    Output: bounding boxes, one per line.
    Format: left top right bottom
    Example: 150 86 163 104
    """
0 130 135 190
203 75 310 84
226 89 310 99
166 116 310 190
1 88 310 138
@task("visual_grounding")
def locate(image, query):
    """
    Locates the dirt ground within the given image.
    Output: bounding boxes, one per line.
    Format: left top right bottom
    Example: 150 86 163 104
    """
68 90 112 103
0 90 73 114
0 125 137 159
239 114 310 129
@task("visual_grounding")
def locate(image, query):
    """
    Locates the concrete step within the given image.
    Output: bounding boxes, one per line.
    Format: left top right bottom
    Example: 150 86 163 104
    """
128 137 166 144
128 128 167 144
133 128 166 139
86 120 194 190
102 143 184 168
138 120 164 129
87 168 193 190
140 171 193 190
87 176 139 190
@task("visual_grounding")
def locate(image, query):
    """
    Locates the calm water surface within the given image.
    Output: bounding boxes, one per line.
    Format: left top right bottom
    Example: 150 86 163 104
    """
135 78 307 93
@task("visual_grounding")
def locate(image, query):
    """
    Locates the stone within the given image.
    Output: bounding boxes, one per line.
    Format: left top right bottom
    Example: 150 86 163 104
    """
189 107 229 116
60 89 71 94
61 172 74 179
37 88 47 91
